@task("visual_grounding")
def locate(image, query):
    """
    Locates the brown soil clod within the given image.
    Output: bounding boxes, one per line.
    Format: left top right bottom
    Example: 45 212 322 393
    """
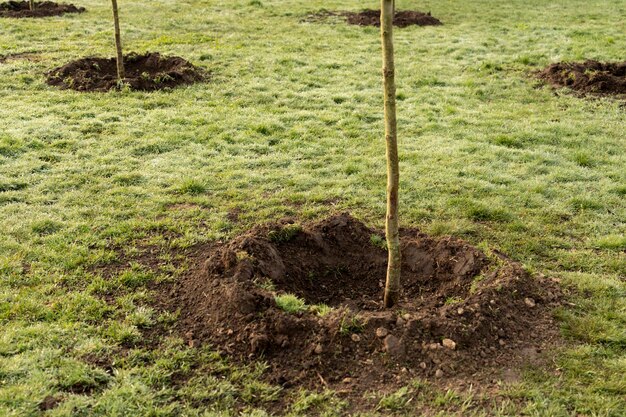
0 1 84 18
153 213 563 395
305 9 442 28
538 60 626 98
46 52 205 92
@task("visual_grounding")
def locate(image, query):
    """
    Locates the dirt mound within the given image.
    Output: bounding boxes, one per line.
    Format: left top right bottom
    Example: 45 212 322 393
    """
305 9 442 28
46 52 205 92
0 1 84 18
347 9 442 27
538 60 626 97
155 213 562 393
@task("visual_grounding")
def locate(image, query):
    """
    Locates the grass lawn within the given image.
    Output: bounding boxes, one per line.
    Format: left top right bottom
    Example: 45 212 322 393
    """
0 0 624 415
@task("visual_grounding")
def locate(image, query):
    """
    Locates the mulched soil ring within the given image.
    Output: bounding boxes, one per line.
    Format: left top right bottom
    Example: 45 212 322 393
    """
0 1 84 18
46 52 205 92
538 60 626 98
154 213 563 397
304 9 442 28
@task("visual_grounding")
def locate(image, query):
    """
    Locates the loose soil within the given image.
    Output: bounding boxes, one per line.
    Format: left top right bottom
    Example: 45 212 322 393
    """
538 60 626 97
46 52 205 92
153 213 563 405
0 1 84 18
305 9 442 28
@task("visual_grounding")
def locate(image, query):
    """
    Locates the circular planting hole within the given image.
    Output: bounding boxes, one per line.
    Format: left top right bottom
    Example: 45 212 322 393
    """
155 214 562 390
0 1 84 18
305 9 442 28
46 52 206 92
538 60 626 98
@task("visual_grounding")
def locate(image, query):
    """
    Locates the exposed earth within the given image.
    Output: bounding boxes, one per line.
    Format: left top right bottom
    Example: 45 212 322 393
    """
152 213 563 404
538 60 626 97
0 1 84 18
305 9 443 28
46 52 205 92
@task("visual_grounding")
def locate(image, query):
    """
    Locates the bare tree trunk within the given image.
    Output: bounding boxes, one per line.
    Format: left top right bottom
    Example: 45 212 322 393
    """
111 0 125 81
29 0 35 11
381 0 401 308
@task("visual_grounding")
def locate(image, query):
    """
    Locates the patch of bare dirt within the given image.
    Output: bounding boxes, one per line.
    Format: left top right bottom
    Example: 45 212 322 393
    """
0 1 84 18
46 52 205 92
0 52 41 63
38 395 61 411
538 60 626 98
304 9 442 28
152 213 563 402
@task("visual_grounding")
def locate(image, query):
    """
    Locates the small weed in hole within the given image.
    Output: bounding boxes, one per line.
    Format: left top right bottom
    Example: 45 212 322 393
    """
254 277 275 292
268 224 302 243
370 234 387 249
275 294 307 314
310 303 333 317
340 315 364 335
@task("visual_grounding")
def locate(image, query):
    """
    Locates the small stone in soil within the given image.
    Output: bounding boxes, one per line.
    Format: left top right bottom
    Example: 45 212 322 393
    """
435 369 444 378
442 338 456 350
525 297 536 308
384 335 404 357
376 327 389 338
351 334 361 342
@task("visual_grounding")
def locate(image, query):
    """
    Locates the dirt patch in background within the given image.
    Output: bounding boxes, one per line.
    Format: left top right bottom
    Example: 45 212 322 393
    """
305 9 442 28
0 1 84 18
152 213 563 407
0 52 41 63
538 60 626 97
46 52 205 92
346 9 442 27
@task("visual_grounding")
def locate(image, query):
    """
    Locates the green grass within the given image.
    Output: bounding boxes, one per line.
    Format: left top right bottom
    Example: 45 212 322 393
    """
0 0 625 415
267 223 302 243
274 293 307 314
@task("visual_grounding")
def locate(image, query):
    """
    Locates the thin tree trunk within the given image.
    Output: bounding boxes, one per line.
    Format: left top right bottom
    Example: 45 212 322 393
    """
29 0 35 11
111 0 125 80
381 0 401 308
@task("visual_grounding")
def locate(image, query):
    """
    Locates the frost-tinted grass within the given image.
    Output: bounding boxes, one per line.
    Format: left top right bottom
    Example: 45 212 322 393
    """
0 0 624 415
